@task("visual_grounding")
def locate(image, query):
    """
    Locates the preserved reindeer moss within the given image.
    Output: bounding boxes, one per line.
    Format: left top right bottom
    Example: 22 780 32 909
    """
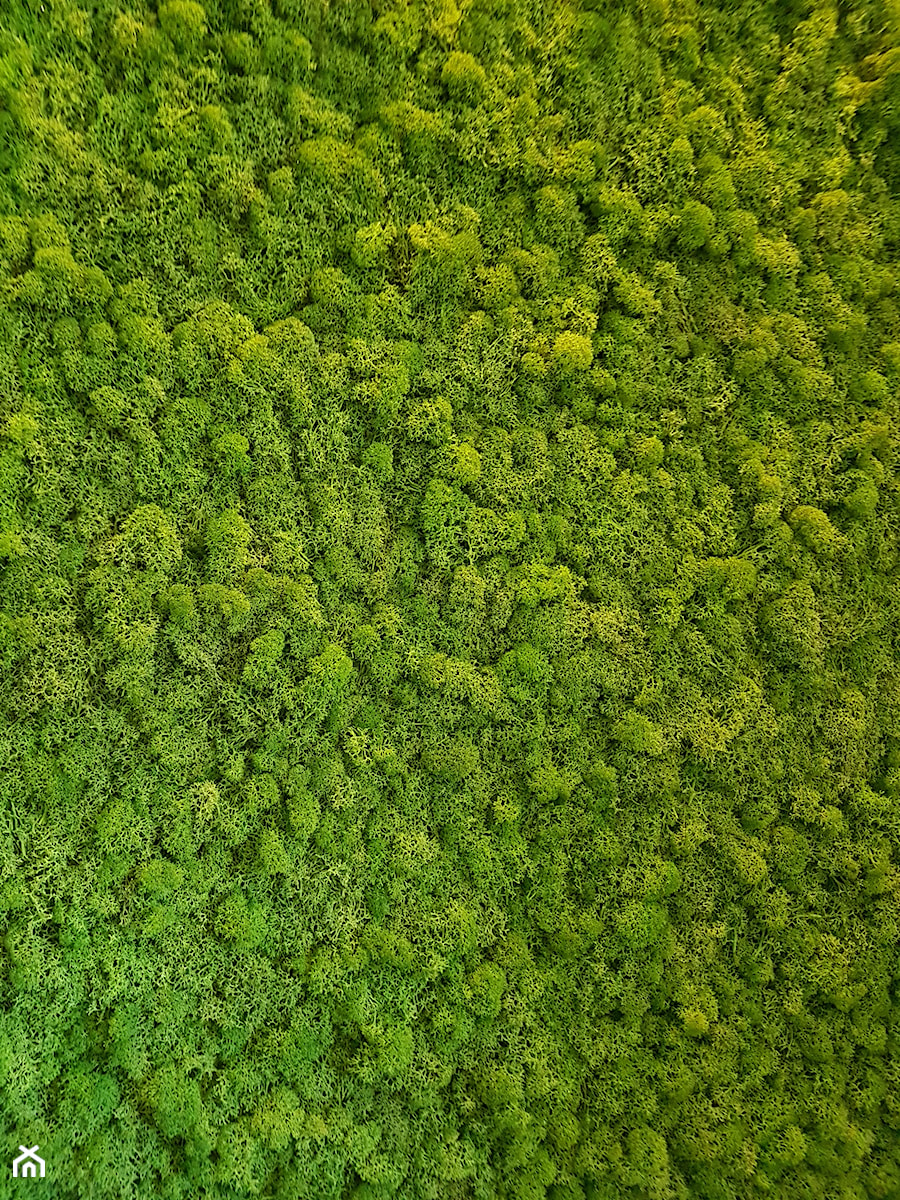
0 0 899 1197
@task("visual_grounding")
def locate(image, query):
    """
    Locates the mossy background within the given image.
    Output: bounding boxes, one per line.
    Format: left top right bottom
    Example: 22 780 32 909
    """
0 0 899 1197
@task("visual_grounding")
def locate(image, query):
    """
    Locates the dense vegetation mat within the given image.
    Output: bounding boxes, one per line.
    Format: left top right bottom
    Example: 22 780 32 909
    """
1 0 899 1197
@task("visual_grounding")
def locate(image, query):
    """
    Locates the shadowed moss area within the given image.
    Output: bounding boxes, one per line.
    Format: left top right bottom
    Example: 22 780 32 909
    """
0 0 899 1197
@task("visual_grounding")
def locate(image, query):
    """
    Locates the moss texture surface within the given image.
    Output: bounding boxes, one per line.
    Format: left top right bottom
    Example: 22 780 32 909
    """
0 1 899 1197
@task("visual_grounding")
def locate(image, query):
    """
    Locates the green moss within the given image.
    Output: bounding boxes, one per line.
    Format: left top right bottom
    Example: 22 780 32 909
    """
1 0 898 1194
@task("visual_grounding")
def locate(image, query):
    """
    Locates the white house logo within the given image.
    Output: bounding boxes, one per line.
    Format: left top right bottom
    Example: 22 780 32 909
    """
12 1146 45 1179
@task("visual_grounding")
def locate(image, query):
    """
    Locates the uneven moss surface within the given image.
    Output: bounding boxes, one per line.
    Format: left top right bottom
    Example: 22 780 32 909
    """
1 1 899 1197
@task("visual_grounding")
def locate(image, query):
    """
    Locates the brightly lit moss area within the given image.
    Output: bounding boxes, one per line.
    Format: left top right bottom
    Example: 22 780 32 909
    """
0 1 899 1197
